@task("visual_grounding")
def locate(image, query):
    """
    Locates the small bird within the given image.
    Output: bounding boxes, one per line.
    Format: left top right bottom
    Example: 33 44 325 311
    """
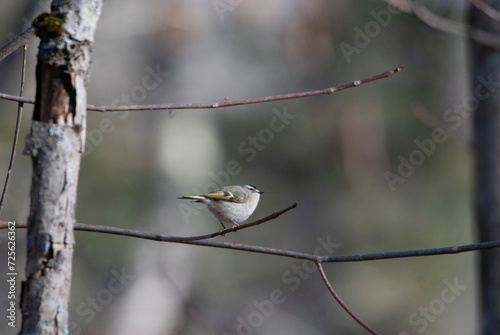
178 185 263 229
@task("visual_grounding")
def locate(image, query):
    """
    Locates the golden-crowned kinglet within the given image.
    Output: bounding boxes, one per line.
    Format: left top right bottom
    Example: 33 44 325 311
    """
179 184 263 229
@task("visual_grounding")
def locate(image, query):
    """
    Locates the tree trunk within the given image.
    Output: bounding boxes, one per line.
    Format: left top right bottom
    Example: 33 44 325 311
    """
20 1 102 334
470 2 500 334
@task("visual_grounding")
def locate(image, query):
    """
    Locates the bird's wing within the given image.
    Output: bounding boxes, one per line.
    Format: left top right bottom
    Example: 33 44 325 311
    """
203 190 236 201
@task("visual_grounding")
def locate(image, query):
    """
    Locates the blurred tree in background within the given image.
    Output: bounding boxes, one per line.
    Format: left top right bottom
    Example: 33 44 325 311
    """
470 1 500 334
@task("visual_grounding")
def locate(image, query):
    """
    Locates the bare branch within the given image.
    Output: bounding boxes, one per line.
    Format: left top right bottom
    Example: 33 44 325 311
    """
219 202 297 235
78 203 297 242
320 241 500 262
316 262 380 335
2 217 494 334
1 220 320 261
0 92 34 105
2 220 500 262
0 26 35 62
0 44 27 214
0 66 403 112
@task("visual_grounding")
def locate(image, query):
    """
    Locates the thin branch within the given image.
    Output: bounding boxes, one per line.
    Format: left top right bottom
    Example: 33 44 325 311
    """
0 26 35 62
79 203 297 242
0 66 403 112
0 220 319 261
319 241 500 262
221 202 297 234
0 93 34 105
316 262 380 335
2 219 493 335
0 44 27 214
2 220 500 262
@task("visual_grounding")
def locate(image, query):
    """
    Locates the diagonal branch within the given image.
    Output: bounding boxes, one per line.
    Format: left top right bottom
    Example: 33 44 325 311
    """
0 66 403 112
78 203 297 242
316 262 380 335
0 26 35 62
218 202 297 235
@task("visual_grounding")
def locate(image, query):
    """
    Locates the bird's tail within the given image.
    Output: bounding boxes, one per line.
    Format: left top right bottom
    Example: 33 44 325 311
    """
178 195 205 201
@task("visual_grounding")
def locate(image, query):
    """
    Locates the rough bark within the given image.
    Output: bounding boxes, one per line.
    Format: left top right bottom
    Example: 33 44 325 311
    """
470 2 500 334
20 1 102 334
21 122 81 334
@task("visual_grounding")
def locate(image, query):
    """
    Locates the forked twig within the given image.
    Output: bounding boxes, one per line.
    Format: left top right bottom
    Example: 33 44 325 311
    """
316 262 380 335
4 218 494 334
2 220 500 261
74 202 297 242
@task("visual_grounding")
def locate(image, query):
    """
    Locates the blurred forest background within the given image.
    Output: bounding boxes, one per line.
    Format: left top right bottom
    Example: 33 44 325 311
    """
0 0 475 334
